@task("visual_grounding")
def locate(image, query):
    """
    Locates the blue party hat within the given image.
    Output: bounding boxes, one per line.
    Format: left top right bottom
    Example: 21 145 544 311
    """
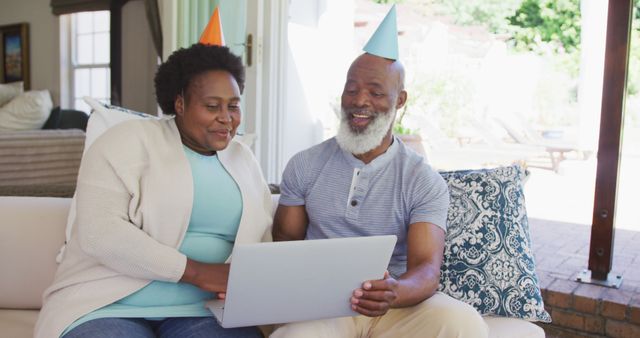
363 4 399 60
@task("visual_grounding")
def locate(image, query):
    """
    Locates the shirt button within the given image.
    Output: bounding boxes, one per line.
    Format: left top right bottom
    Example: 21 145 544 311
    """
351 200 358 207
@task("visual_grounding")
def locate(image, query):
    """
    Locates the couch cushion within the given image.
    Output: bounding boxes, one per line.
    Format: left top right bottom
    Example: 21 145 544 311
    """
0 309 38 338
58 109 90 131
43 107 89 131
0 196 70 309
484 316 544 338
438 165 551 322
0 82 23 106
0 90 53 131
41 106 61 129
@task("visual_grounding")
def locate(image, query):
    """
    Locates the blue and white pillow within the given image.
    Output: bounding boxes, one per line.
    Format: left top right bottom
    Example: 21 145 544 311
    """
438 165 551 322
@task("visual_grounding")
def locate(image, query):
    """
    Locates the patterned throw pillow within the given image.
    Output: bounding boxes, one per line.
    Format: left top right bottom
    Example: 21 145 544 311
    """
438 165 551 322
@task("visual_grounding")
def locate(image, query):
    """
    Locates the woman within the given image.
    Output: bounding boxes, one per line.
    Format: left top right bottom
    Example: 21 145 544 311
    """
34 44 272 338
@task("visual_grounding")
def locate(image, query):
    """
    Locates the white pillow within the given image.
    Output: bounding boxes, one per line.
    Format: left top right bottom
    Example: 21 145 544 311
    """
0 90 52 131
0 82 23 106
56 97 158 263
235 133 256 148
82 96 158 154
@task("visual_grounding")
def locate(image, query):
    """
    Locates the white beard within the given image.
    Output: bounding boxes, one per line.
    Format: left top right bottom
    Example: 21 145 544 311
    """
335 107 396 155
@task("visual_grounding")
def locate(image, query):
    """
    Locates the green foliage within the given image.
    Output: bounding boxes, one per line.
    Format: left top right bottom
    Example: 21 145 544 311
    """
629 28 640 97
507 0 581 55
393 86 419 134
413 68 476 137
431 0 581 56
393 122 417 135
532 61 578 126
430 0 523 33
625 0 640 126
387 0 640 129
371 0 405 4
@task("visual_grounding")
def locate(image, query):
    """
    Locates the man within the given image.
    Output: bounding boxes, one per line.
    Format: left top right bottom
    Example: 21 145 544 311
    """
270 5 488 338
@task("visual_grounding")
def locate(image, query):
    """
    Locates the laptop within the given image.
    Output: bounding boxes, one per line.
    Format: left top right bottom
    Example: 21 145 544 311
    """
206 235 397 328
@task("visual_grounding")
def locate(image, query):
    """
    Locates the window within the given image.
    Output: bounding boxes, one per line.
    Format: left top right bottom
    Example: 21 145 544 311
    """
63 11 111 113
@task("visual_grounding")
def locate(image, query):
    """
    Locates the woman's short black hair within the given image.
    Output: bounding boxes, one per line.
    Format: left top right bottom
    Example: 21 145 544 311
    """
154 44 245 115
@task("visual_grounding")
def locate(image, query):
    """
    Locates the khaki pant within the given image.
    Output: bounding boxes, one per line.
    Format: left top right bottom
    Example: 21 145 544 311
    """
269 292 488 338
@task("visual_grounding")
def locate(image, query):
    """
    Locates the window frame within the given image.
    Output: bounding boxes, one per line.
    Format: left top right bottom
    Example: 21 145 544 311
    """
60 10 112 113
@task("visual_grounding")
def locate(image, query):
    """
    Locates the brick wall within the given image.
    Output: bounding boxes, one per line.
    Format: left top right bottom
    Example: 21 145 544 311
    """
539 276 640 338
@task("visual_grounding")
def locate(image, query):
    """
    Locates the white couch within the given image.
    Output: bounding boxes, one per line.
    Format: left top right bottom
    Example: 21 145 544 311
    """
0 195 545 338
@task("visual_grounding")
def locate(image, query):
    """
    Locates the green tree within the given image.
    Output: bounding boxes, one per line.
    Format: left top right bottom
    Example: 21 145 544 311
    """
392 0 640 126
507 0 581 55
429 0 522 33
372 0 405 4
625 0 640 126
430 0 581 56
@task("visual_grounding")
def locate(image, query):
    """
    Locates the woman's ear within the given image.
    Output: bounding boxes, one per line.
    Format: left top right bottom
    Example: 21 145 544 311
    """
174 94 185 116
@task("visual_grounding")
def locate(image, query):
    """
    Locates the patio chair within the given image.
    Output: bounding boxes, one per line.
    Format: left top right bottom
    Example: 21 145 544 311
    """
412 116 541 171
493 115 583 173
464 117 564 171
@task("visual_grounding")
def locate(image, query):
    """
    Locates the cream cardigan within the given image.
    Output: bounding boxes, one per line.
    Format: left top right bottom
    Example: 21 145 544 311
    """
34 118 273 338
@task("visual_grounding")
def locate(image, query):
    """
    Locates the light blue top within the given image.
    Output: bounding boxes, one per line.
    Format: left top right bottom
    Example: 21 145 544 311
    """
62 146 242 336
279 136 449 278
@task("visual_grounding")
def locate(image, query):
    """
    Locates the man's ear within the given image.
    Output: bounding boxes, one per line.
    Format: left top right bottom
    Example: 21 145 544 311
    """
396 90 408 110
174 94 185 116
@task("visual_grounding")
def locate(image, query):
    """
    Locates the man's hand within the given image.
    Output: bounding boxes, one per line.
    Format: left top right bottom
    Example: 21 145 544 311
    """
180 258 230 295
350 271 399 317
350 222 445 315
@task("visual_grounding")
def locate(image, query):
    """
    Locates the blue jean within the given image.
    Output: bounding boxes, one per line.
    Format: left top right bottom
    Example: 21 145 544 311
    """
62 317 263 338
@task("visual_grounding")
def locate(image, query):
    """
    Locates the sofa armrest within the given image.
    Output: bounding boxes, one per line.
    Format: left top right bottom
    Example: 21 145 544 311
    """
270 194 279 217
0 196 70 309
0 129 85 186
484 316 544 338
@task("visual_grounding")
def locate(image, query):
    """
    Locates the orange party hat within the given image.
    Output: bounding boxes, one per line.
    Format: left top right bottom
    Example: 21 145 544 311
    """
199 6 225 46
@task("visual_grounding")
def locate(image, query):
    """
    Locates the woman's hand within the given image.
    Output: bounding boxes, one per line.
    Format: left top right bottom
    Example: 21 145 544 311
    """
180 258 230 294
350 271 399 317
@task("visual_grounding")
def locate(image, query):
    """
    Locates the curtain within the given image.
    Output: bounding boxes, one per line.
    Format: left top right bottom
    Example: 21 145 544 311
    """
176 0 218 49
219 0 247 58
144 0 163 59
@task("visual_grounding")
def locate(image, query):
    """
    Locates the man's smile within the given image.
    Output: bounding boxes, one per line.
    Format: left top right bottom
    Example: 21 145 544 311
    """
348 111 376 129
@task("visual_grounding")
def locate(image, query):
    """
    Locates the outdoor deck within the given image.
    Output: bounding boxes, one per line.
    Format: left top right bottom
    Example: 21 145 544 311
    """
529 217 640 337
